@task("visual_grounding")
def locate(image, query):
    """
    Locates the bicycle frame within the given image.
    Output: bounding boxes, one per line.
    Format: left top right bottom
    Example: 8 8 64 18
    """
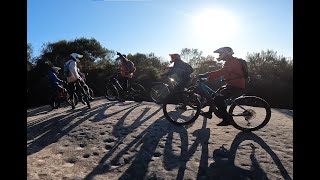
194 78 248 112
108 73 132 93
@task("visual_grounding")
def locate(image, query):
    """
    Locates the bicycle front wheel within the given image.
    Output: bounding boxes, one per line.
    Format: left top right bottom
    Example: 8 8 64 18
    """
89 87 94 99
163 91 201 126
66 93 79 107
150 82 170 104
229 96 271 131
105 84 119 101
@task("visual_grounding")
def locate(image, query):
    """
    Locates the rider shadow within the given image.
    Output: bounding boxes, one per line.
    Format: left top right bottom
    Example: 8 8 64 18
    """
84 106 163 180
207 132 292 180
162 116 210 180
84 117 172 180
27 105 53 117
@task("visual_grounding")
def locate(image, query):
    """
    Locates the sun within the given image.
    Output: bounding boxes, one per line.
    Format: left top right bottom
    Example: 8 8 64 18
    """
190 8 240 50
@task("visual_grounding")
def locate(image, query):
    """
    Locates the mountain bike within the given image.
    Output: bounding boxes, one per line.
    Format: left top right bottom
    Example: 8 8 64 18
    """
105 73 146 102
76 82 94 104
162 76 271 131
150 74 179 104
50 84 79 109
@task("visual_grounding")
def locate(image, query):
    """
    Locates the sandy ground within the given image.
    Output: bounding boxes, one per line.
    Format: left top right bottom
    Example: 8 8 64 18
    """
27 97 293 180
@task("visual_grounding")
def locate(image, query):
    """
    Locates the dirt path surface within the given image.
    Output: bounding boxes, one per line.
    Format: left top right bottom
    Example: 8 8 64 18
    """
27 97 293 180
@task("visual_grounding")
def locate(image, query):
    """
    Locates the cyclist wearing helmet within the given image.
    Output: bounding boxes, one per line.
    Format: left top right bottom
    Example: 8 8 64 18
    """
163 53 194 91
199 47 246 126
64 53 91 109
47 66 65 109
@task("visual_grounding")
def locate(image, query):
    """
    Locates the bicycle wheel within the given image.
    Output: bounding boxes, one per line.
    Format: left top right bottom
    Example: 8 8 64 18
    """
66 93 79 107
130 83 146 102
187 85 208 109
89 87 94 99
105 84 119 101
150 82 170 104
163 90 201 126
228 96 271 131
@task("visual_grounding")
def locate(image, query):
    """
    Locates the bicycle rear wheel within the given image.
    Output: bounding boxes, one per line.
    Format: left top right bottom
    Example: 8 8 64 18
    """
130 83 146 102
150 82 170 104
163 91 201 126
228 96 271 131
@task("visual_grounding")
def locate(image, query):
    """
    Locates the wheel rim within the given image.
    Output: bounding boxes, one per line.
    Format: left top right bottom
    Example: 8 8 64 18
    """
229 96 271 131
163 92 200 125
150 83 170 103
105 86 118 101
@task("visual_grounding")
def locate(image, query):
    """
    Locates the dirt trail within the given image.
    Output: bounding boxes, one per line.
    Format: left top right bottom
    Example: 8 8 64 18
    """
27 98 293 180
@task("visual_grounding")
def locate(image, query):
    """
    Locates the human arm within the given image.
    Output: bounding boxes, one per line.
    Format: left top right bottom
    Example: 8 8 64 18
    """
69 61 82 80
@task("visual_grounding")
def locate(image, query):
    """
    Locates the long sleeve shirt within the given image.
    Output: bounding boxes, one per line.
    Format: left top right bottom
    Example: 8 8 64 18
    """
207 58 246 89
64 60 81 83
48 69 64 87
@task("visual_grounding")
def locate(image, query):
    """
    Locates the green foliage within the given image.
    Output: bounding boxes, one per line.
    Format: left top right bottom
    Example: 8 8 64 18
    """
27 39 293 109
27 43 33 71
245 50 293 109
38 37 112 71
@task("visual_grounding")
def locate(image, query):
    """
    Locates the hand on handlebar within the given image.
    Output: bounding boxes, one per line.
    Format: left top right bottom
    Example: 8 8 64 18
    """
198 73 208 79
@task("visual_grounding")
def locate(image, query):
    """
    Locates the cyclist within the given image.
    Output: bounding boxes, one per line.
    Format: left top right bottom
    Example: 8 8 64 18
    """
116 51 136 100
64 53 91 109
199 47 246 126
162 53 194 91
47 66 66 109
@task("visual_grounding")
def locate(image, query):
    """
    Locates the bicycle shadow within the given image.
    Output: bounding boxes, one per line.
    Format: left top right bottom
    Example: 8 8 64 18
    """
27 105 52 117
84 105 163 180
84 116 172 180
102 116 209 180
161 112 210 179
27 102 118 156
207 131 292 180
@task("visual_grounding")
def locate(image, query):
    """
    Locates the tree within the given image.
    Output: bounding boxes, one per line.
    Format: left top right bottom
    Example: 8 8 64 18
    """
38 37 112 71
27 43 33 71
246 50 293 109
180 48 203 67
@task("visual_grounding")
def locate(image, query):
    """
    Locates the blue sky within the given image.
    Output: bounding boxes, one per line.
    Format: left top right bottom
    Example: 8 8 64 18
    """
27 0 293 61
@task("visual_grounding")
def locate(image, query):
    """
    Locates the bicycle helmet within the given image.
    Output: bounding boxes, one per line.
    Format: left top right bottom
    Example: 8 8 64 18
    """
213 47 234 60
70 53 83 62
169 53 181 62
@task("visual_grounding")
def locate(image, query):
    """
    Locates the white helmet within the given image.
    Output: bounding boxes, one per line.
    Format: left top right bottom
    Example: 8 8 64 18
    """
70 53 83 62
213 47 234 60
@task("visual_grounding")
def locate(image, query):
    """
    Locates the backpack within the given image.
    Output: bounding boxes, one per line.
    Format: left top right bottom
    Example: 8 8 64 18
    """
238 58 249 80
184 62 194 75
64 61 72 78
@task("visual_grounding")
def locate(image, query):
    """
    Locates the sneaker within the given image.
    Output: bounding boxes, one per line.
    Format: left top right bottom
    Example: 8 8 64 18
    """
216 120 231 126
200 111 213 119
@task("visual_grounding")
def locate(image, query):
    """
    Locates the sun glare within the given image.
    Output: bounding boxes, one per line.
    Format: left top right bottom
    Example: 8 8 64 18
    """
191 8 240 51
